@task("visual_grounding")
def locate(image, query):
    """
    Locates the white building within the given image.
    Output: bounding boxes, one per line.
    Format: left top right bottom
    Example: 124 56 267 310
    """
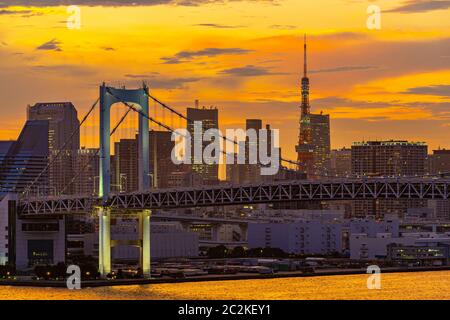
0 194 65 270
111 220 199 261
0 194 13 265
350 232 450 260
248 212 400 256
15 217 66 269
349 214 399 237
248 211 344 255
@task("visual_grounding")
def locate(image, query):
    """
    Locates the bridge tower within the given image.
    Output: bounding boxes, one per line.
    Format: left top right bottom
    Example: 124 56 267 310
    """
98 84 151 278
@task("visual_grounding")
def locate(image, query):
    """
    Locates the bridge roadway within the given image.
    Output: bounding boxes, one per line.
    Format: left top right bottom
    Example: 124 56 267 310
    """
18 178 450 216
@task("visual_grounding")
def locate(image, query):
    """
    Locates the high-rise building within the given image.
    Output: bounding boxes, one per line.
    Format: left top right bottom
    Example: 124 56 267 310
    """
296 35 331 179
113 138 139 192
351 140 428 217
226 119 283 184
428 149 450 175
351 140 427 177
27 102 80 151
427 149 450 219
149 131 177 188
227 119 262 185
187 104 219 185
73 148 100 196
330 148 352 177
27 102 80 195
113 130 186 191
0 120 49 195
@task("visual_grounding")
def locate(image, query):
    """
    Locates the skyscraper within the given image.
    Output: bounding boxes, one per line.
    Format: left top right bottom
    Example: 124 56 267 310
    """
0 120 49 195
113 138 139 192
187 104 219 185
27 102 80 151
330 148 352 177
296 35 331 179
27 102 80 195
226 119 266 184
149 130 177 188
428 149 450 175
351 140 428 217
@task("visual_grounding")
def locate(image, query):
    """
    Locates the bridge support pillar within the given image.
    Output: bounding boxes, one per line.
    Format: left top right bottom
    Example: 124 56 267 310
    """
98 207 111 277
139 210 151 278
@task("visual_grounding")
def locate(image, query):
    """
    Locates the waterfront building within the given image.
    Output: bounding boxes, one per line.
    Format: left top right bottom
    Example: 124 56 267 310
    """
111 220 199 261
0 193 65 269
350 232 450 264
248 213 400 256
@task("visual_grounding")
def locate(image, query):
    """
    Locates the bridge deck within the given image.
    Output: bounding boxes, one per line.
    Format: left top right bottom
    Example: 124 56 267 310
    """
17 178 450 215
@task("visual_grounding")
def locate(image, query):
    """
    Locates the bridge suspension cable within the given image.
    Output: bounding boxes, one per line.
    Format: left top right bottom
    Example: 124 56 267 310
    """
59 103 134 195
145 89 302 169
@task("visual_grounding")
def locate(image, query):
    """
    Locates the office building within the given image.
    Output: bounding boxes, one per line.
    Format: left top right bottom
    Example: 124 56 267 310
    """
227 119 281 184
73 148 100 195
149 131 177 188
428 148 450 176
0 120 49 195
330 148 352 177
248 211 345 255
113 138 139 192
28 102 80 195
187 104 219 185
350 232 450 265
113 131 181 190
351 140 428 217
27 102 80 151
111 220 199 261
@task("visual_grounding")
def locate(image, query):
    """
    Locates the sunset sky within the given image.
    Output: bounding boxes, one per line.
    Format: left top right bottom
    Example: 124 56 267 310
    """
0 0 449 163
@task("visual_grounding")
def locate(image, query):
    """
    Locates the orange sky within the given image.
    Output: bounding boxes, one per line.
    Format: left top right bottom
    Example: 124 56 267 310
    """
0 0 449 163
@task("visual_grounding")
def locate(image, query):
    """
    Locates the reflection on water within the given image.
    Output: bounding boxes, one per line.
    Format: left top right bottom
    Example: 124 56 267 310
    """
1 271 450 300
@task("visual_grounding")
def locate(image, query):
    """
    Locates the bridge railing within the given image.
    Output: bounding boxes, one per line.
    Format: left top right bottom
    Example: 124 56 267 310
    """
17 178 450 216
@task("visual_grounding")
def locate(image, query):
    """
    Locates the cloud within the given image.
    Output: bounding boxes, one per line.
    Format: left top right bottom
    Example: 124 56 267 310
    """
31 64 95 76
193 23 244 29
219 65 287 77
36 39 62 51
124 74 202 89
0 0 274 8
270 24 297 30
402 85 450 97
309 65 379 74
0 9 33 14
385 0 450 13
161 47 252 64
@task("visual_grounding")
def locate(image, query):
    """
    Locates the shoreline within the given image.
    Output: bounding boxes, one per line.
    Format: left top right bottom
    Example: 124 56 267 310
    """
1 266 449 288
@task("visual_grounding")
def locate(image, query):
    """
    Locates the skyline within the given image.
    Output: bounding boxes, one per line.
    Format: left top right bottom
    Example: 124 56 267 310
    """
0 0 449 162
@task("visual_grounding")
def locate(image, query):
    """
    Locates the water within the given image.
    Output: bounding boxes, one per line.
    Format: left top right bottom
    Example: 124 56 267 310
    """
1 271 449 300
